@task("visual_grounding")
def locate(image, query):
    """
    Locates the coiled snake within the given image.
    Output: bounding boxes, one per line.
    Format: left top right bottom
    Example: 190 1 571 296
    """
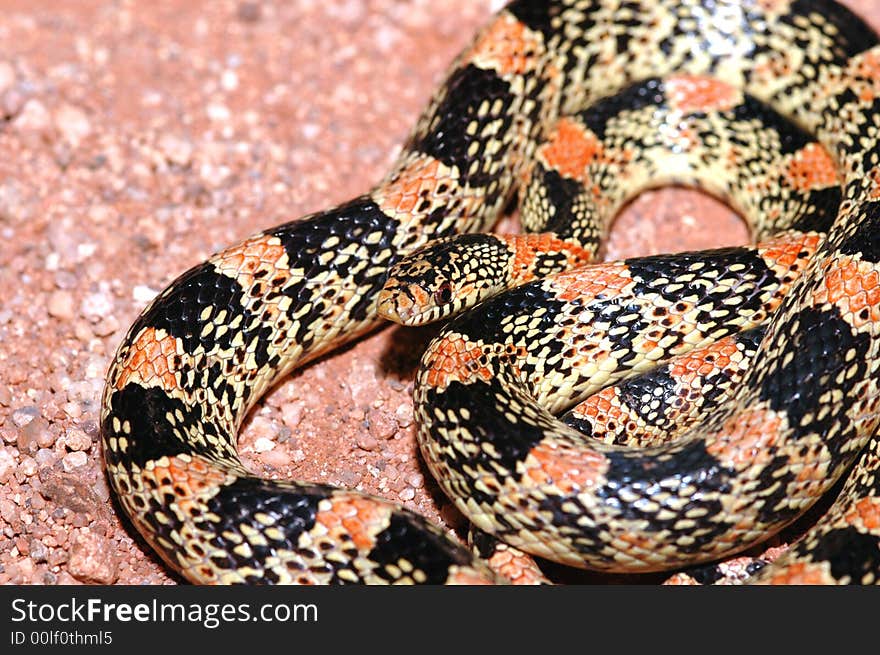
101 0 880 584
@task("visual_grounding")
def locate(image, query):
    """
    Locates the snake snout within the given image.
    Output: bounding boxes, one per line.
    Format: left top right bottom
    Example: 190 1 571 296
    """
377 282 421 325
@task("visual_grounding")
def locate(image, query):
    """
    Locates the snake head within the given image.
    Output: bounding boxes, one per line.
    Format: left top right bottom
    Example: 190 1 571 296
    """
377 234 510 326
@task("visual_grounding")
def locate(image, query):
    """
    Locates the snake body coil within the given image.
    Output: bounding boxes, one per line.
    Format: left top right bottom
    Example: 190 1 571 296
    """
101 0 880 584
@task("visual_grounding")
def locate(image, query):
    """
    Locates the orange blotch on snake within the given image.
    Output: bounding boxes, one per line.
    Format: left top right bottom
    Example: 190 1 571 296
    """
501 233 594 283
783 143 838 192
845 497 880 531
669 335 739 381
144 455 230 517
115 327 180 391
549 263 633 303
538 117 603 180
523 441 608 494
465 13 543 76
445 569 497 585
759 232 821 271
424 336 493 389
377 156 466 219
848 49 880 103
665 75 741 113
761 561 830 585
314 494 392 552
706 407 784 468
813 257 880 328
570 387 623 421
487 545 549 585
213 234 288 288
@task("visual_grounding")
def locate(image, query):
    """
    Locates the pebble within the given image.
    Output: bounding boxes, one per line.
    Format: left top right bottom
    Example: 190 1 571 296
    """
11 405 39 428
34 448 56 468
221 69 239 91
158 133 194 166
281 402 304 427
252 437 275 453
0 448 16 483
53 103 92 146
92 316 119 337
366 407 398 440
87 204 115 224
250 413 274 434
12 98 51 134
355 432 379 452
47 290 76 319
132 284 158 304
206 102 231 122
68 529 119 584
394 402 414 428
0 499 16 524
258 448 289 468
66 380 99 404
337 469 362 488
48 548 69 568
73 322 93 343
29 538 48 563
92 475 111 503
62 451 88 472
33 419 56 449
7 558 35 584
19 456 37 477
64 428 92 451
80 290 114 320
398 487 415 501
17 422 40 454
2 86 26 119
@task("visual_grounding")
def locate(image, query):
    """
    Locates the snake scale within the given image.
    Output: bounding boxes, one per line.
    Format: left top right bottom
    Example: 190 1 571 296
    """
101 0 880 584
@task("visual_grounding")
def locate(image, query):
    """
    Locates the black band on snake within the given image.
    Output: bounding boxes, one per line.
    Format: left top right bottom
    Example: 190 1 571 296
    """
100 0 880 584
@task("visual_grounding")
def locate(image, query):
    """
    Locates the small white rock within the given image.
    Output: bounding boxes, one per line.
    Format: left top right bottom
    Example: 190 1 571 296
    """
253 437 275 453
47 290 76 319
65 428 92 452
11 406 38 428
281 402 304 427
19 456 38 477
132 285 159 304
220 69 239 91
13 98 51 133
62 451 88 472
158 133 194 166
80 291 113 320
0 448 16 483
54 103 92 146
206 102 230 122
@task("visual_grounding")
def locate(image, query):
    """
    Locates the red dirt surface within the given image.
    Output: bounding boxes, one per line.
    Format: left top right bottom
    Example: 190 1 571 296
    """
1 0 878 585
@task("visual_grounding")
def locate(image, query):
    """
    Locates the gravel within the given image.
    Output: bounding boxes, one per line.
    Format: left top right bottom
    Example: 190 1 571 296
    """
2 0 877 586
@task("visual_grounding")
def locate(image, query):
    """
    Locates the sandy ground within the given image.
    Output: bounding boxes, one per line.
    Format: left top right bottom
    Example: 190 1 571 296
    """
1 0 878 585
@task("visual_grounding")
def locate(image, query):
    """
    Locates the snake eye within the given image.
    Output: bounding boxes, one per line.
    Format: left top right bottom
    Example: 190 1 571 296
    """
434 282 453 305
